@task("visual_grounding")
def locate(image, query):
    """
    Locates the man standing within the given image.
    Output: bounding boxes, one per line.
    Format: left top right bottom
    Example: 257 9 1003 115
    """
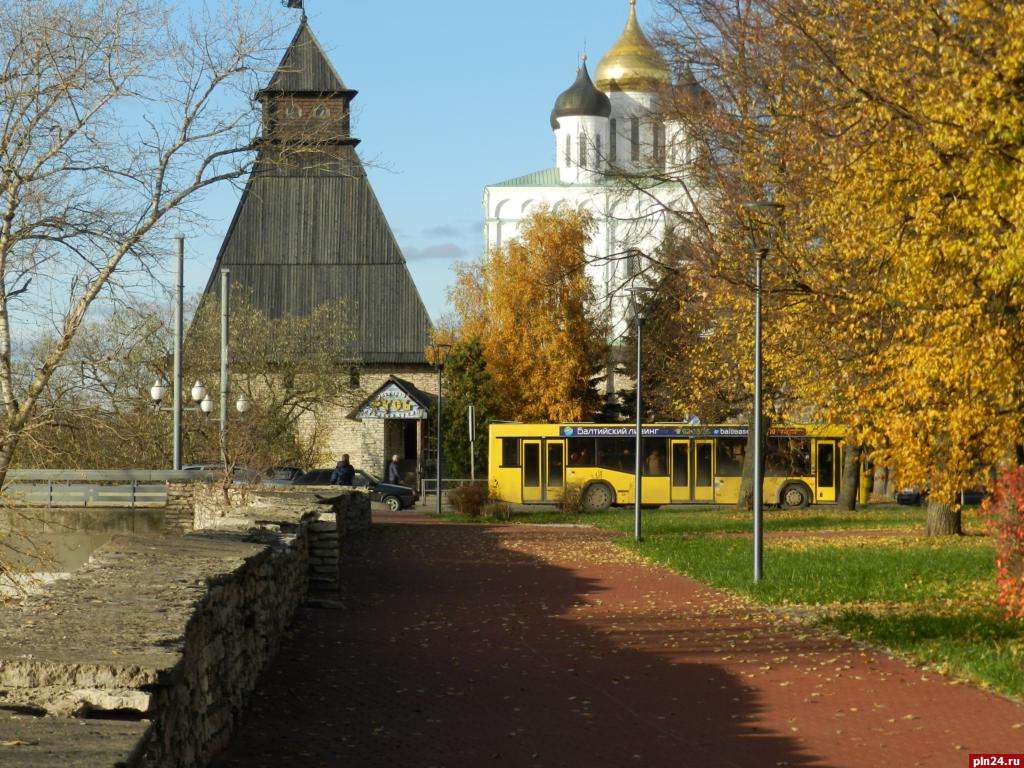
331 454 355 486
387 454 402 484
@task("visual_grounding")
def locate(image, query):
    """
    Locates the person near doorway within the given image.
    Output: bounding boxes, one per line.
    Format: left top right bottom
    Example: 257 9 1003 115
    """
387 454 401 484
331 454 355 486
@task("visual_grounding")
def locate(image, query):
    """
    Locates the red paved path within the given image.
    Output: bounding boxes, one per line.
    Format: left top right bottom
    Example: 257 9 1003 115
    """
213 513 1023 767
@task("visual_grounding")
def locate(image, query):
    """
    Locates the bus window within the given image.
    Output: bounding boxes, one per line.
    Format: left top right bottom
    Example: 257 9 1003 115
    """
597 437 634 473
642 438 668 476
696 442 713 486
501 438 521 467
716 437 746 477
523 442 540 487
817 442 835 489
547 442 565 488
568 438 596 467
671 442 689 487
765 437 811 476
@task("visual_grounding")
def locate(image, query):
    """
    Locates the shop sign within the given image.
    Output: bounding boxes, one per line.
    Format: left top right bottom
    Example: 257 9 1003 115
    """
356 383 427 420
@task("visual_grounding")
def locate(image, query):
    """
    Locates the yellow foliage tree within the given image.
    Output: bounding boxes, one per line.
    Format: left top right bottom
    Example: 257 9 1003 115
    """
657 0 1024 533
444 206 607 422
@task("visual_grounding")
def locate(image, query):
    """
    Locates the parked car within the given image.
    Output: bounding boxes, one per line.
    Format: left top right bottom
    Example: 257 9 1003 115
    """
263 466 303 485
895 487 924 506
293 468 417 511
182 464 260 483
895 486 987 506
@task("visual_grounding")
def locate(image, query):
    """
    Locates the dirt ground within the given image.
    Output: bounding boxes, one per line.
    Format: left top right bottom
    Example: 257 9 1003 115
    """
211 511 1024 768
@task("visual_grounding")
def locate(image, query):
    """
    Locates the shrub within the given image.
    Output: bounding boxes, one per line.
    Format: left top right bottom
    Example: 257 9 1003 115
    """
984 468 1024 620
558 483 585 515
482 501 513 522
447 481 489 518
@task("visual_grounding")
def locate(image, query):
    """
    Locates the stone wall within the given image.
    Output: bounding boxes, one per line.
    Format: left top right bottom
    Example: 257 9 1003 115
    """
300 363 437 474
0 487 372 768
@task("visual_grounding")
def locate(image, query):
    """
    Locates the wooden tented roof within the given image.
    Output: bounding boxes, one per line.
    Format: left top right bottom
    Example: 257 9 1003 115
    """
203 20 432 365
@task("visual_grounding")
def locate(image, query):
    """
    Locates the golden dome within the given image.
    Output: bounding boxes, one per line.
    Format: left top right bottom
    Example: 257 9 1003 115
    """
595 0 671 93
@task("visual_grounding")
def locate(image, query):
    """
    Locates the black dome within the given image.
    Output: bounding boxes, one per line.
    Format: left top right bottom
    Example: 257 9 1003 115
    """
550 63 612 130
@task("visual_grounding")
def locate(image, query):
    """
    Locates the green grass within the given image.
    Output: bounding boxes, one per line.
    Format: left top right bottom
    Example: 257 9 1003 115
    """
435 503 1022 699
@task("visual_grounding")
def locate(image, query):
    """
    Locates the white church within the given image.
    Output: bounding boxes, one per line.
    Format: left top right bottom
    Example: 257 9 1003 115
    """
483 0 693 377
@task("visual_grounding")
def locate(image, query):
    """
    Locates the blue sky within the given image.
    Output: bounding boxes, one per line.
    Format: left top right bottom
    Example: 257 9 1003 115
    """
181 0 662 319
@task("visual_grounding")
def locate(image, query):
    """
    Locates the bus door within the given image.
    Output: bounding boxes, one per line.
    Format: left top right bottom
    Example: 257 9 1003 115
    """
816 440 837 503
522 440 542 502
670 440 691 503
545 440 566 502
694 439 715 501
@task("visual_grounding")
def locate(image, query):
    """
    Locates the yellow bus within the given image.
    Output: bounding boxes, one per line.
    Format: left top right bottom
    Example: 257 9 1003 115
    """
488 422 868 511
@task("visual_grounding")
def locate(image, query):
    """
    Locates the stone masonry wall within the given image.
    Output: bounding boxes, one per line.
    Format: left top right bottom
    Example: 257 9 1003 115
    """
0 487 372 768
299 363 437 475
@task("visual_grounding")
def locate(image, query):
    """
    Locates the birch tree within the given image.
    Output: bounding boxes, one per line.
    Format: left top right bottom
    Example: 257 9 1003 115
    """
0 0 292 486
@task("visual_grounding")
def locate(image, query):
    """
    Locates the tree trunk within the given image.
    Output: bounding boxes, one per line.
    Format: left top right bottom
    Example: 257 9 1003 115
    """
837 444 862 511
924 500 962 536
737 427 755 511
873 464 892 500
736 412 769 511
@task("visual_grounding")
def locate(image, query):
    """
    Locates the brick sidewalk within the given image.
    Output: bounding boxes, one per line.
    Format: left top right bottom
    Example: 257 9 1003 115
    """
212 514 1023 768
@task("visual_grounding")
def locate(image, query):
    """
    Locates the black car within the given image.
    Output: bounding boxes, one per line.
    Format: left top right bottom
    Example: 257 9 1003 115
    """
294 468 417 511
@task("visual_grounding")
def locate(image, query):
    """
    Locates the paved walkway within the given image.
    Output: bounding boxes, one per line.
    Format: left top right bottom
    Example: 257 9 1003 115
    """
212 512 1023 768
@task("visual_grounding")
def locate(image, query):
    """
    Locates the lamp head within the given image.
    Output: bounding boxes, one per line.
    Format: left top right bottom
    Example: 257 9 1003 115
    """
149 378 167 403
200 393 214 414
235 394 251 414
190 381 206 403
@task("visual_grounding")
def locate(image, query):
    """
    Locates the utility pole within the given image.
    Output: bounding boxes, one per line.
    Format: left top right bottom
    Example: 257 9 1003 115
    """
220 268 230 466
468 405 476 482
753 250 765 582
634 310 644 542
173 235 184 471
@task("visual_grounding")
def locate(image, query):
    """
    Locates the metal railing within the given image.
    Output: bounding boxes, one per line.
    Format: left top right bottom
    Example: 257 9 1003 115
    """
419 478 482 500
1 469 216 509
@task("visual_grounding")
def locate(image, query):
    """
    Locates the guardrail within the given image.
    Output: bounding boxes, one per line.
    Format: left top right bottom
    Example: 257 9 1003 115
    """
2 469 218 509
2 482 168 508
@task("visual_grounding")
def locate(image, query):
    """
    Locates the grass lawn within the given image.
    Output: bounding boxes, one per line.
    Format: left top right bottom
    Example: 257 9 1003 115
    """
435 503 1024 700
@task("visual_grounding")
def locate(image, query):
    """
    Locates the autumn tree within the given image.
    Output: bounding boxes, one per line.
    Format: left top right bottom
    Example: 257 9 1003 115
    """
651 0 1024 531
0 0 297 488
446 207 607 423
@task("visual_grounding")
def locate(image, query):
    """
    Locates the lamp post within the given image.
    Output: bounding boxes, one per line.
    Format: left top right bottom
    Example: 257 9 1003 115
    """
173 235 185 470
219 268 230 465
742 200 784 583
429 342 452 515
628 285 655 543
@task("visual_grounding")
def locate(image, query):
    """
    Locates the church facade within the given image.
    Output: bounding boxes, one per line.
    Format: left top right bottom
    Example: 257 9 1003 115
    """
202 19 435 483
484 0 693 375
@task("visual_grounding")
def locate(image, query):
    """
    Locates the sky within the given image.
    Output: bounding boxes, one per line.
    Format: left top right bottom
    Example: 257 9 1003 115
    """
178 0 665 320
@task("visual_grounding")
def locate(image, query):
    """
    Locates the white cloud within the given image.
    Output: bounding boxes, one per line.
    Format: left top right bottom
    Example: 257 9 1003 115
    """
403 242 467 261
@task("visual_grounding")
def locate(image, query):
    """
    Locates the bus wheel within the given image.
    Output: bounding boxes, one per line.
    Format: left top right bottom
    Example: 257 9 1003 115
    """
582 482 615 512
780 483 811 509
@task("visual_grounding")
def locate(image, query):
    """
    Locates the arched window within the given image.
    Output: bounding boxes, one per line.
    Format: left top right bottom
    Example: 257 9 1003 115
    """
609 118 618 163
286 104 302 119
579 133 588 167
596 134 603 166
631 118 640 162
314 105 329 118
565 134 572 166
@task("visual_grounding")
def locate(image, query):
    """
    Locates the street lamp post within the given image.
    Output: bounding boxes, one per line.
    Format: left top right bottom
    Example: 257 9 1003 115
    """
173 235 185 470
220 268 230 466
628 286 654 543
743 200 783 583
429 343 452 515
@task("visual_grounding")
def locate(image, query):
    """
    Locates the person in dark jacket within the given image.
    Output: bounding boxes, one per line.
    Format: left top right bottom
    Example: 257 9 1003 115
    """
387 454 401 484
331 454 355 486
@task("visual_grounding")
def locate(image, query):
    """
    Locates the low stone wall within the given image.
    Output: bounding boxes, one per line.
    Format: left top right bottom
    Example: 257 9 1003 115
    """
0 487 372 767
